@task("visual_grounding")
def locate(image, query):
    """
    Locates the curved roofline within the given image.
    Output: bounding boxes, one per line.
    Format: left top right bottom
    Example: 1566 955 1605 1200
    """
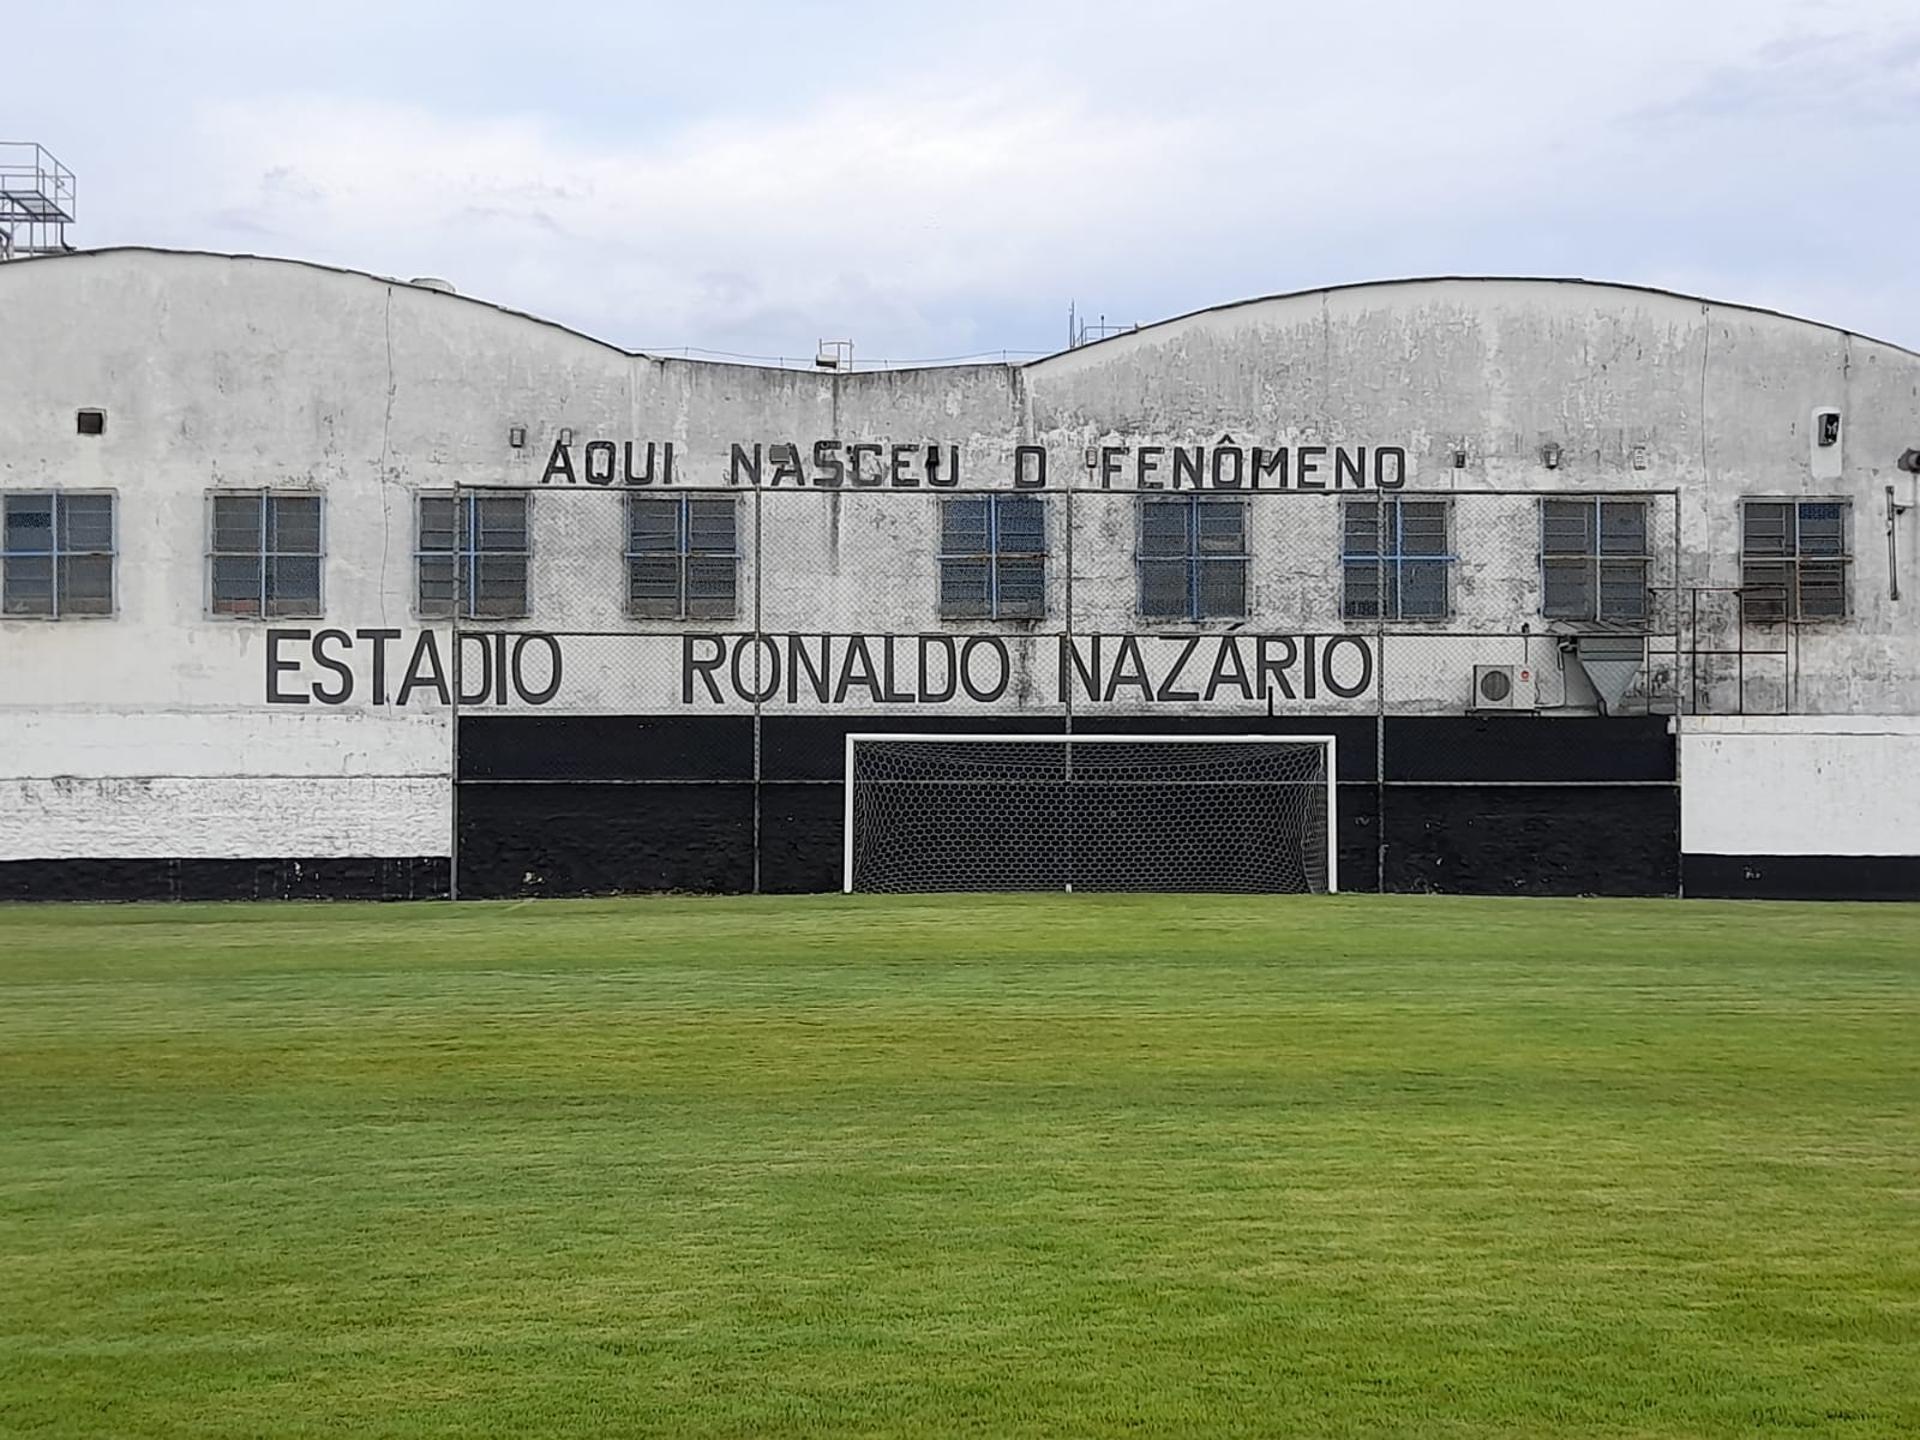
10 246 1917 368
6 245 656 362
1029 273 1920 366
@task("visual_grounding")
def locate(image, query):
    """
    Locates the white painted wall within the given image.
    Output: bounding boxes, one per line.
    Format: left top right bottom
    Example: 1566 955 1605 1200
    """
1680 716 1920 856
0 711 449 859
3 251 1920 861
0 777 447 860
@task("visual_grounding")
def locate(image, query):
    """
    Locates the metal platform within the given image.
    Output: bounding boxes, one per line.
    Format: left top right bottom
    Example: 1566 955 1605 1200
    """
0 142 76 257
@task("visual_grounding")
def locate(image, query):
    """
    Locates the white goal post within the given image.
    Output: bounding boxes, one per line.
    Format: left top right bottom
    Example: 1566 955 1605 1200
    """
843 732 1338 895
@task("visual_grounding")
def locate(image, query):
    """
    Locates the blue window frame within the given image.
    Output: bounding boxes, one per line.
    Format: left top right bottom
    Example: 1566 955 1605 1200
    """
940 495 1045 619
1137 496 1247 620
1342 499 1452 620
628 495 738 620
417 492 529 619
2 492 115 617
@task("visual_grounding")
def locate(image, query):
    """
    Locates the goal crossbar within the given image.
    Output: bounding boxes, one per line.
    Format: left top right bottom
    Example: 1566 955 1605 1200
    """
843 732 1339 895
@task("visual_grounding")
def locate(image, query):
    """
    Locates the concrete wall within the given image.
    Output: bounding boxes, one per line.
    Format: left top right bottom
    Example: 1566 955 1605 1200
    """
0 711 448 859
1681 716 1920 856
3 250 1918 889
1679 717 1920 899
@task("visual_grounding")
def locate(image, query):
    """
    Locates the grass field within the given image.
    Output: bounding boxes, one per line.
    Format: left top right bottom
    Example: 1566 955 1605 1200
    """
2 894 1917 1437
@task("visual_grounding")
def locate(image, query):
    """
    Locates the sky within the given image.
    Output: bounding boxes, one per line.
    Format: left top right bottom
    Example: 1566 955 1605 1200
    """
7 1 1920 362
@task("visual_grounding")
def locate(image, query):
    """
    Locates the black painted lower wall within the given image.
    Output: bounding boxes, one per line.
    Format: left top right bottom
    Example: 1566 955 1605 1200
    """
1682 853 1920 901
452 713 1683 900
0 856 449 903
1384 786 1677 897
52 718 1912 904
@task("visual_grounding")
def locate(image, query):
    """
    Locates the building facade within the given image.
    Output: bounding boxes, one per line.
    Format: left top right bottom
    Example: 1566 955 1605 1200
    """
3 249 1918 899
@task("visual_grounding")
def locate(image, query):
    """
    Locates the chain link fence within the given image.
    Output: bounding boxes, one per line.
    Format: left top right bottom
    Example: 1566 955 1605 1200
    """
447 483 1692 897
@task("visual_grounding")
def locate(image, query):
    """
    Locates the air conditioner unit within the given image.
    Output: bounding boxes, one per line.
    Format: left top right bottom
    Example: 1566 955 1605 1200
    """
1471 663 1537 712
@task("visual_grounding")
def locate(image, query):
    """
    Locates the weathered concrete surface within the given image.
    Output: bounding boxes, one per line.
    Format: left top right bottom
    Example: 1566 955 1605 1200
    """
2 250 1917 866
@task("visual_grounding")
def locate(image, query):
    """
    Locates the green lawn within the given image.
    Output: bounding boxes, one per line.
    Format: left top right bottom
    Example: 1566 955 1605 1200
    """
1 894 1917 1438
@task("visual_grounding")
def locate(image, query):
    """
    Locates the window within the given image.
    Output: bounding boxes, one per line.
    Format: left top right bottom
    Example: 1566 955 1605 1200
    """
209 492 323 617
628 495 737 619
1138 496 1247 620
939 495 1045 619
1742 500 1849 622
417 492 531 618
2 493 114 617
1540 498 1647 622
1342 499 1451 619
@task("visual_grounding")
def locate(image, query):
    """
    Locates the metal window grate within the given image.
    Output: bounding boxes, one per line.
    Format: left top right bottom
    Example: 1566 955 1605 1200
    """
938 494 1046 619
1741 500 1849 622
1342 498 1454 620
1 492 115 617
627 494 737 620
418 492 531 619
1137 496 1247 620
1540 498 1648 622
207 492 324 618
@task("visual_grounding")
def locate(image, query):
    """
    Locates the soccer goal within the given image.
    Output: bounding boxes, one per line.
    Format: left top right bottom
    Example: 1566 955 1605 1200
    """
843 733 1337 895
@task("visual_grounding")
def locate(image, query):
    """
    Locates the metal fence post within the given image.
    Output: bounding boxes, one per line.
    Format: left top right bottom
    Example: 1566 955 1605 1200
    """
754 485 767 893
447 482 462 901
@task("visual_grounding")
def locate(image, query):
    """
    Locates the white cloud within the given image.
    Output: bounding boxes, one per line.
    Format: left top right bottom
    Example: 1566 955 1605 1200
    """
23 0 1920 356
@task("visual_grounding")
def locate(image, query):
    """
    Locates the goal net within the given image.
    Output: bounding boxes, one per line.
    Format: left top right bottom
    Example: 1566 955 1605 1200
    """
844 734 1337 894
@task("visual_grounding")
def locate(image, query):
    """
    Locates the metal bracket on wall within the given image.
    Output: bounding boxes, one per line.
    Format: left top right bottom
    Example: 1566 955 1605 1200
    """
1890 485 1914 602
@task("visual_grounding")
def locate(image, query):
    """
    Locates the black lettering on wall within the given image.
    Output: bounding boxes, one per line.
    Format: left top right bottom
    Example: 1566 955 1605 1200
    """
1323 635 1374 699
1154 637 1203 702
1104 636 1152 702
835 636 882 701
1256 635 1298 699
683 634 725 703
1335 446 1367 489
918 635 957 702
1251 447 1288 488
1211 440 1245 489
355 629 400 706
1375 446 1408 490
1136 448 1164 489
849 444 884 487
267 629 311 705
733 635 781 704
310 628 353 704
879 636 914 702
1100 447 1126 488
1297 446 1327 490
769 444 805 487
926 445 958 488
959 637 1010 702
623 441 663 486
811 441 845 489
789 634 831 703
1060 634 1102 701
512 636 562 705
889 444 918 488
584 440 617 486
457 633 494 705
397 632 451 707
730 443 762 487
1172 447 1204 489
541 441 576 485
1204 637 1253 701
